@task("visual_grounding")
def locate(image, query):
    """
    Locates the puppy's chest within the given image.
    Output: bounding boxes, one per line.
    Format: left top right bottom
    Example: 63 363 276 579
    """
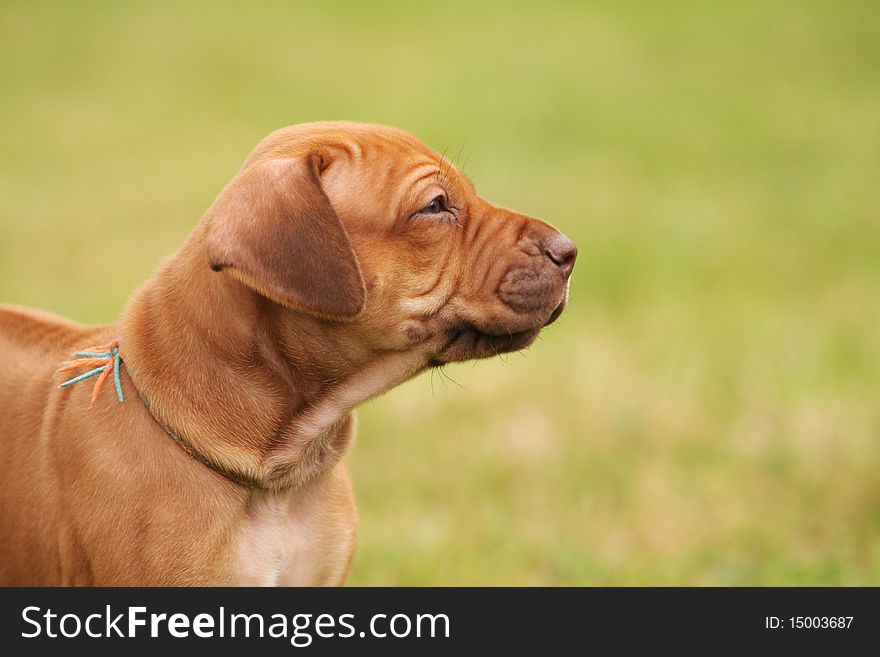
232 493 311 585
232 486 354 586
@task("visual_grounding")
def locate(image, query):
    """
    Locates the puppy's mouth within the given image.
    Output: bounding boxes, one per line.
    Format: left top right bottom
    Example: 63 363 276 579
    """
431 322 542 365
544 297 567 327
429 288 570 366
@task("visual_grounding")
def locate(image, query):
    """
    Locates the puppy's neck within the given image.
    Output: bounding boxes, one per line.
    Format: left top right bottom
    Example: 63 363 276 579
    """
119 231 413 490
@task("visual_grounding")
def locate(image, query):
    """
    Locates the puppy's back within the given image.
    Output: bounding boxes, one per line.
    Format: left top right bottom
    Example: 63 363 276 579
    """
0 304 88 411
0 305 96 583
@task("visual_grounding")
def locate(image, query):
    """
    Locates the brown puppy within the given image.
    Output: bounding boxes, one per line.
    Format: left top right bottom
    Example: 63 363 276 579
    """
0 122 576 585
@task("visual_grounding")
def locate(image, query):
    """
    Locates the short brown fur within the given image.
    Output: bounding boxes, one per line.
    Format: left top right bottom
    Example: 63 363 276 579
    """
0 122 576 585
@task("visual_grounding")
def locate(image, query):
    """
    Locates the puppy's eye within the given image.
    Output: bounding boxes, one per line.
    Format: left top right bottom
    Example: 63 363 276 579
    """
419 195 446 215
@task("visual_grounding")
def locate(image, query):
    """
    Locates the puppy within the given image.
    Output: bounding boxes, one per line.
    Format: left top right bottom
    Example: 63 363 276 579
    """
0 122 576 585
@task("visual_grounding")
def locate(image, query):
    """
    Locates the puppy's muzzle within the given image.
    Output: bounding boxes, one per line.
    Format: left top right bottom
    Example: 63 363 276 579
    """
498 230 577 326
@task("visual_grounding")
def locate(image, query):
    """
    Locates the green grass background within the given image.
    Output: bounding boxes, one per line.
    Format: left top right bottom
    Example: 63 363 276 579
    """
1 0 878 584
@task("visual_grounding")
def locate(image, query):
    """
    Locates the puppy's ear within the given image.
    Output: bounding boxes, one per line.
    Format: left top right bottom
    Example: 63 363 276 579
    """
205 155 366 320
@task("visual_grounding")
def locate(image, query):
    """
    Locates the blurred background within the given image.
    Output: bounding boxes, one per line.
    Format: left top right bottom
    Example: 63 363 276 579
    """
1 0 878 584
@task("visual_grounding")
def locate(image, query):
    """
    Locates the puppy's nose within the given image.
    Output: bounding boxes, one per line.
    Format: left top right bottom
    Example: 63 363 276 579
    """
543 233 578 278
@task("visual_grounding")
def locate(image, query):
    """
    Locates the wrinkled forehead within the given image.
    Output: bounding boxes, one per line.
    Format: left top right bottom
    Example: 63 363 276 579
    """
246 122 474 193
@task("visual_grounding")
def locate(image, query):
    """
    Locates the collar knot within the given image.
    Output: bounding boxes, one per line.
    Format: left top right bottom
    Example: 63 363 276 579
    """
57 340 125 406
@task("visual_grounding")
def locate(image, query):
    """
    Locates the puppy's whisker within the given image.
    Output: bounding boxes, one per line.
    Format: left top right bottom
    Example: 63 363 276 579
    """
452 141 466 170
438 366 465 389
436 144 451 182
461 150 474 175
452 131 475 171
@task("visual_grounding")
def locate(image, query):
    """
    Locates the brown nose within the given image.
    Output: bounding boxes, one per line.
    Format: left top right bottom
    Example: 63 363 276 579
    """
543 233 578 277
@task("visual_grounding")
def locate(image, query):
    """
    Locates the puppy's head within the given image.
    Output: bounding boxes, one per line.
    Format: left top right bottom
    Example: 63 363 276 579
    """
205 122 576 367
